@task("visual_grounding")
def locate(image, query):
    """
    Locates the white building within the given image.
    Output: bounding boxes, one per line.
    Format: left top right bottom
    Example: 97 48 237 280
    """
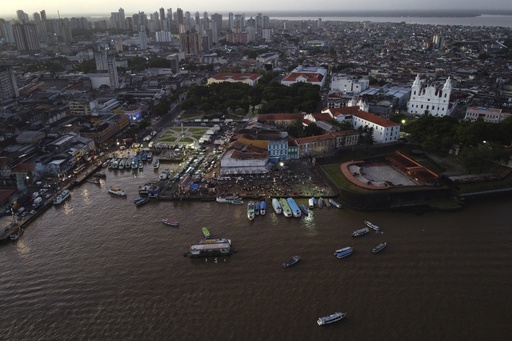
464 107 511 123
408 75 452 116
207 73 262 87
351 111 401 144
330 75 369 94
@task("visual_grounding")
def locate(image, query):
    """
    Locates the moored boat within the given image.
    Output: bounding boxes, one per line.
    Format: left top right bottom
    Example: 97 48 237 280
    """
308 198 315 209
202 227 211 239
279 198 293 218
318 197 324 208
364 220 381 232
260 200 266 215
287 198 301 218
282 255 301 268
334 246 353 259
329 199 342 209
161 218 179 226
352 227 370 237
373 242 387 253
324 198 331 208
255 202 260 216
317 312 347 326
247 201 255 221
108 186 126 196
300 204 310 215
228 199 244 205
53 189 70 205
153 158 160 170
216 195 241 203
271 198 282 214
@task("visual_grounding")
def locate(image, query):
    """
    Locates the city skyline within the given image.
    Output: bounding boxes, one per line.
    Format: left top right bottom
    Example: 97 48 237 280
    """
1 0 511 19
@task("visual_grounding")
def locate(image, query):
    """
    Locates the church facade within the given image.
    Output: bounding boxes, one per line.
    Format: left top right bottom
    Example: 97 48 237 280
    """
407 75 452 116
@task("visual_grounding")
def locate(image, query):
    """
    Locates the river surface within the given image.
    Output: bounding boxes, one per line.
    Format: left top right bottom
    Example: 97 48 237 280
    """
271 14 512 28
1 168 511 340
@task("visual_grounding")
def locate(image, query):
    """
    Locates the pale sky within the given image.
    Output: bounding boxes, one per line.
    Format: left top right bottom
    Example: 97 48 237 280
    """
1 0 511 19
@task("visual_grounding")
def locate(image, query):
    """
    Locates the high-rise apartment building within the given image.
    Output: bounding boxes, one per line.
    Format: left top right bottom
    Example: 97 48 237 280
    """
211 13 222 33
0 66 19 100
179 31 202 55
12 23 40 53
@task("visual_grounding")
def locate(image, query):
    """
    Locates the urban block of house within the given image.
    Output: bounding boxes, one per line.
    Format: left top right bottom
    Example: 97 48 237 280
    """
281 66 327 88
464 106 511 123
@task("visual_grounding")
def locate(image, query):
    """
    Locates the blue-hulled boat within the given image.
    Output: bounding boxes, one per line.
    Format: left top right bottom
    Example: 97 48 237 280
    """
286 198 301 218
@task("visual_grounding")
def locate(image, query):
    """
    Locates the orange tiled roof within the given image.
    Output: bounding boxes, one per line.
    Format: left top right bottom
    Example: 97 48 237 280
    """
282 73 324 83
353 111 399 128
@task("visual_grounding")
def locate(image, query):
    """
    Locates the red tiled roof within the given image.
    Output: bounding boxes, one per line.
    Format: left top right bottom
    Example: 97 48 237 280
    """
311 113 333 121
322 107 361 117
353 111 399 128
282 73 324 83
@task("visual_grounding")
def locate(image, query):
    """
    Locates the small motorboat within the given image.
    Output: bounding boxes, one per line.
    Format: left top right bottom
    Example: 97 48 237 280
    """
373 242 387 253
282 256 301 268
202 227 211 239
299 204 309 215
133 197 149 206
328 199 342 208
317 312 347 326
161 218 179 227
108 186 126 196
364 220 381 232
334 247 353 259
352 227 370 237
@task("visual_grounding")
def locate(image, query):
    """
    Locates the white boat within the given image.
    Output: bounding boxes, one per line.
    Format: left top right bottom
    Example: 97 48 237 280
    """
287 198 301 218
318 197 324 208
317 312 347 326
353 227 370 237
364 220 381 232
324 198 331 208
329 199 342 209
247 201 255 221
216 195 241 203
373 242 387 253
159 169 171 180
272 198 282 214
308 198 315 209
53 189 70 205
108 186 126 196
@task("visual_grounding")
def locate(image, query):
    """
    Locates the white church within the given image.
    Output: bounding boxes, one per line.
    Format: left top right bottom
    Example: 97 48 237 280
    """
407 75 452 116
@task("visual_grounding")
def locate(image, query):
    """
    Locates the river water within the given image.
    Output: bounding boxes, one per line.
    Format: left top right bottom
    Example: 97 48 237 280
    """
1 168 511 340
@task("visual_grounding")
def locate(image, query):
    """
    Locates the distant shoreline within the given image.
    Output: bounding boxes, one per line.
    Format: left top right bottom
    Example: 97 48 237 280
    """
2 10 512 20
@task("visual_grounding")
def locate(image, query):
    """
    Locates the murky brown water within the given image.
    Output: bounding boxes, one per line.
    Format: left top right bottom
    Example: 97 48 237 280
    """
1 169 511 340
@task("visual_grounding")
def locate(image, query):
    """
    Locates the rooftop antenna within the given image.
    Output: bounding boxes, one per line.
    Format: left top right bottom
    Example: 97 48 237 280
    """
58 10 61 20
